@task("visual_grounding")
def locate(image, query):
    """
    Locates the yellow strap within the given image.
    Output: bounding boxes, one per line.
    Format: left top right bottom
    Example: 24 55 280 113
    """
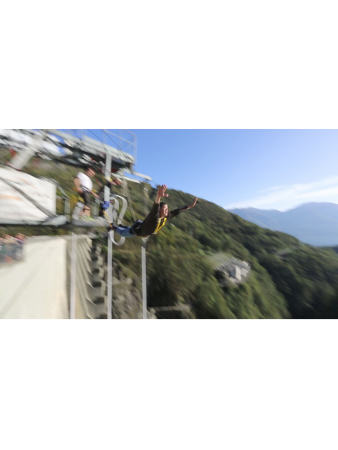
153 217 167 234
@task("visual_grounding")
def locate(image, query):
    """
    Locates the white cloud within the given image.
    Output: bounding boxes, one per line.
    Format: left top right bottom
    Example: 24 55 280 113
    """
225 176 338 211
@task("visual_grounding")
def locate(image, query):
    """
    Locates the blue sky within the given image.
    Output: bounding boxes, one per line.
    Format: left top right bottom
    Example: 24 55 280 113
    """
68 130 338 211
130 130 338 211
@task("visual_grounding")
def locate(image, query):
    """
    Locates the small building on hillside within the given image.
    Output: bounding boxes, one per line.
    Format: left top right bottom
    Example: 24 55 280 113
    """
215 257 251 286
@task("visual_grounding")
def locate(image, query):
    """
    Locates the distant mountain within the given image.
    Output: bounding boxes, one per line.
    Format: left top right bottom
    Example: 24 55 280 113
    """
230 202 338 246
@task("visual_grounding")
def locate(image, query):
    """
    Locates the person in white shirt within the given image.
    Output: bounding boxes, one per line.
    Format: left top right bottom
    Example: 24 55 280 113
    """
74 167 97 217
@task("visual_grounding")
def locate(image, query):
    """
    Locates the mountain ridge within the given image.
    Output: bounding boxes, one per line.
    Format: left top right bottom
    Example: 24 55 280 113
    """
230 202 338 246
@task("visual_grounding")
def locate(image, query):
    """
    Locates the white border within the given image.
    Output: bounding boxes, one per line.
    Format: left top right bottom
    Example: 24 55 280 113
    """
1 320 338 450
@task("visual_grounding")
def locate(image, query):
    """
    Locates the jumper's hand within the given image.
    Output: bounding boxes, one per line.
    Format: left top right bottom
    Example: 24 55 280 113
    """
112 178 122 186
188 197 198 209
155 184 169 203
158 184 169 198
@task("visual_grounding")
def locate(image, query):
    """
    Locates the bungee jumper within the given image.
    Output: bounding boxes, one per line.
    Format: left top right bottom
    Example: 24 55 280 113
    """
108 184 198 240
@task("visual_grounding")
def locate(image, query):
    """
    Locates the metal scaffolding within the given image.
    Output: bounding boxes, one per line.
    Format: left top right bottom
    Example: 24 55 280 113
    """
0 129 152 319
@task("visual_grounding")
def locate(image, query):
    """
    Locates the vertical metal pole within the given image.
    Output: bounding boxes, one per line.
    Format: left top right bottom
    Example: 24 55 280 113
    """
105 153 113 319
107 236 113 319
141 238 147 319
141 184 149 319
70 232 77 319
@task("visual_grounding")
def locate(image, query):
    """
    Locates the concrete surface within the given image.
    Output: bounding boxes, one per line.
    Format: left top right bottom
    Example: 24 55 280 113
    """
0 237 68 319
